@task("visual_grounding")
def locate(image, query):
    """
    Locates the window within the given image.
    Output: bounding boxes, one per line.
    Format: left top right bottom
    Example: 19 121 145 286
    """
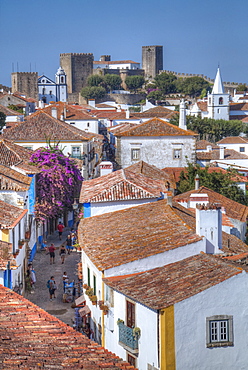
93 274 96 295
219 97 223 105
49 90 52 95
173 149 181 159
217 109 220 113
240 147 245 152
206 315 233 347
23 146 33 150
105 285 114 307
87 267 90 286
61 76 64 83
126 300 135 328
209 97 211 104
131 148 140 161
71 146 81 158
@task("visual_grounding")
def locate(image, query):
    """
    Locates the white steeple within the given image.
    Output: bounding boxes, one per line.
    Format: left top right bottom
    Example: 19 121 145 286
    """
212 67 224 94
179 99 187 130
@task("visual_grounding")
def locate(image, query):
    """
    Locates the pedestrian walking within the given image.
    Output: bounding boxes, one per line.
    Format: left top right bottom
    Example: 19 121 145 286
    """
48 243 56 264
59 245 66 264
66 234 72 254
57 221 65 240
63 271 69 293
47 276 57 301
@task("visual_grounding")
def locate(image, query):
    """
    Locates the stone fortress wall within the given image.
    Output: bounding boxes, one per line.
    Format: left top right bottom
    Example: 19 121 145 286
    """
11 72 38 100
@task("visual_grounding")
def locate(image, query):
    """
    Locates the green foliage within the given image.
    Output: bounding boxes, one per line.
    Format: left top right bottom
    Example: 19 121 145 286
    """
177 163 248 204
147 90 165 101
87 75 104 87
170 114 246 142
237 84 247 92
104 74 122 91
154 72 177 94
125 75 145 92
81 86 106 101
8 104 23 113
0 112 6 130
176 76 210 97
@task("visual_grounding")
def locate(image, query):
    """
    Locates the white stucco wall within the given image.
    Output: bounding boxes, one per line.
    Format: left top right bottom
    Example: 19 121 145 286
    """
119 135 195 169
217 142 248 155
104 239 205 278
174 271 248 370
65 119 99 134
105 289 159 370
90 198 158 217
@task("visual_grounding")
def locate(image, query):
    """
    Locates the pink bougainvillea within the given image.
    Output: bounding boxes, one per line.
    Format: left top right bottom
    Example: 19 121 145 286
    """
30 145 83 222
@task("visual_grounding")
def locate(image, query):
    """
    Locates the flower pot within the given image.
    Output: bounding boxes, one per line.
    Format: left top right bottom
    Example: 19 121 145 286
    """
92 301 97 306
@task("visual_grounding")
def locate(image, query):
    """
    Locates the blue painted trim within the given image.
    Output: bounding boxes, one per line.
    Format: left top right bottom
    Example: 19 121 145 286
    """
68 219 73 228
84 203 91 218
29 243 37 262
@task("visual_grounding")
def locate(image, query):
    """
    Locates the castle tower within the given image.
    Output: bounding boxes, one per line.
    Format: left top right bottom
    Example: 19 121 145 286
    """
55 67 67 102
11 72 38 100
207 67 229 120
142 45 163 79
60 53 94 94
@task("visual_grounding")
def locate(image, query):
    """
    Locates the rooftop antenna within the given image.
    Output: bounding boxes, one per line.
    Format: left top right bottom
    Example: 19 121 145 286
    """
12 63 14 73
30 63 31 72
17 62 19 72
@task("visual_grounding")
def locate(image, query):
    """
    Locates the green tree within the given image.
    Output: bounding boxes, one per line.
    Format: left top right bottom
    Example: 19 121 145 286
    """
87 75 104 87
147 90 165 102
104 74 122 91
0 112 6 131
81 86 106 101
177 162 248 204
7 104 23 114
153 72 177 94
125 75 145 92
237 84 247 92
176 76 210 97
170 114 246 142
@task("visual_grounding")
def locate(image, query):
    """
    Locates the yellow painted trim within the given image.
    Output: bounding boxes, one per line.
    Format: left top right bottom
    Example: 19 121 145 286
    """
1 229 9 242
101 272 105 347
160 306 176 370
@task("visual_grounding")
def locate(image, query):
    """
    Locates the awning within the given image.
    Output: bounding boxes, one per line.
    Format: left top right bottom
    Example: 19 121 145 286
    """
79 305 91 317
75 294 86 307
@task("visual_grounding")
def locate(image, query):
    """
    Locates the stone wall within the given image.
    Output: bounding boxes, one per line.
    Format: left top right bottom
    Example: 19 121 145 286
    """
142 45 163 78
108 93 146 105
11 72 38 100
60 53 93 94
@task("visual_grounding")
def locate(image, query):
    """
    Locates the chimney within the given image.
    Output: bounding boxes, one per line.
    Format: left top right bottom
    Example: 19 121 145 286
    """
166 192 173 206
206 145 212 152
88 99 95 108
117 105 121 112
219 146 225 160
179 99 187 130
51 107 57 119
196 204 222 254
195 174 200 190
189 193 209 208
126 110 130 119
60 112 64 121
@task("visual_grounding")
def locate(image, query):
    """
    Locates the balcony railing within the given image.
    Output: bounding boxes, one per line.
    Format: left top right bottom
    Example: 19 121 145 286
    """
118 322 139 354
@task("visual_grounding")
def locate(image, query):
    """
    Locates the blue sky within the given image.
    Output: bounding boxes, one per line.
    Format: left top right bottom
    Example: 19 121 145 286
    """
1 0 247 87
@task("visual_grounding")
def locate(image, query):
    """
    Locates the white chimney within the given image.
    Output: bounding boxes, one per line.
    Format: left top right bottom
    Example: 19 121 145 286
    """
117 105 121 112
179 99 187 130
189 193 209 208
196 204 222 254
99 161 113 176
88 99 95 108
219 146 225 160
195 174 200 190
206 145 212 152
126 110 130 119
60 112 64 121
51 107 57 119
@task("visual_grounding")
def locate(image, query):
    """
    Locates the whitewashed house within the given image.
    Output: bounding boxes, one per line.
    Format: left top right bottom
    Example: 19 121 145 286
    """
103 253 248 370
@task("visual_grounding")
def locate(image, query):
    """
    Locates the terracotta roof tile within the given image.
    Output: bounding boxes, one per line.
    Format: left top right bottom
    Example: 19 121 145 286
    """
109 123 137 135
115 117 197 137
126 161 176 189
40 101 96 120
78 200 202 271
230 102 248 111
196 101 208 112
80 168 168 203
0 200 27 228
196 140 219 150
0 164 32 191
103 253 241 310
0 285 136 369
134 106 178 119
196 148 248 160
174 186 248 222
2 111 98 142
217 136 248 145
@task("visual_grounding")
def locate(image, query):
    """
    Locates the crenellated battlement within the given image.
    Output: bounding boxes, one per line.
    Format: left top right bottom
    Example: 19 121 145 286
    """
60 53 93 57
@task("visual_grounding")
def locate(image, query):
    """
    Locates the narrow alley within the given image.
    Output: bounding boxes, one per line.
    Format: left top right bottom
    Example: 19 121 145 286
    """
26 227 81 327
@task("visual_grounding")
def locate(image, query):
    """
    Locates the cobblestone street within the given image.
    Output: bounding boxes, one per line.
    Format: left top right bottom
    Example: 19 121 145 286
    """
26 227 80 327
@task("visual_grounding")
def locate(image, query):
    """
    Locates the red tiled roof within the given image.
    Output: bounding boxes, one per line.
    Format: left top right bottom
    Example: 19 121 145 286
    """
103 253 242 310
196 148 248 160
2 111 99 142
134 106 178 119
224 252 248 261
126 161 176 189
78 200 202 271
0 164 32 191
80 168 168 203
109 123 138 135
174 186 248 222
0 285 136 369
40 101 97 120
0 200 27 228
217 136 248 145
196 101 208 112
115 117 197 137
230 102 248 111
196 140 219 150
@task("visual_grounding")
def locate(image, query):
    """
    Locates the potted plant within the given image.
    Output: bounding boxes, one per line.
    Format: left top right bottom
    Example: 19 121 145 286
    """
100 304 109 314
89 295 97 305
18 239 25 248
85 287 94 296
117 319 124 325
132 327 141 339
83 283 89 290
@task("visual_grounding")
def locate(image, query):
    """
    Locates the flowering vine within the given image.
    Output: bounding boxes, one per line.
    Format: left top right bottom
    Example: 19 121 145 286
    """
30 144 83 222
